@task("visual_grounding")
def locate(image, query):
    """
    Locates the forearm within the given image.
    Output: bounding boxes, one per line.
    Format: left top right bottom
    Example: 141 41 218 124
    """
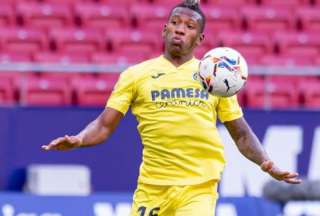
225 118 302 184
76 118 111 147
235 130 270 165
224 118 270 166
43 108 123 151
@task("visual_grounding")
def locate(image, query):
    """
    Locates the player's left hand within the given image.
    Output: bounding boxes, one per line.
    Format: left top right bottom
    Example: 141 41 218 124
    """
260 160 302 184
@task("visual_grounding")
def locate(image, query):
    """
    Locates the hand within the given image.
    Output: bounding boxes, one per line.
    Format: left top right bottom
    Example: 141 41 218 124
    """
261 160 302 184
42 135 82 151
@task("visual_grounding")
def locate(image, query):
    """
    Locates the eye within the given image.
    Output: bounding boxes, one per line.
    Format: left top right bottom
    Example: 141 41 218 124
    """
171 20 177 25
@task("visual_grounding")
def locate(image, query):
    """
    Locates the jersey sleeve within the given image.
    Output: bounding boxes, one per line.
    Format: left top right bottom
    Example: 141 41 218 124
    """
217 95 243 123
106 68 136 115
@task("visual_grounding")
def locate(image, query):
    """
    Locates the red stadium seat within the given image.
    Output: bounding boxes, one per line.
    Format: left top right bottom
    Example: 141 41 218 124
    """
0 28 48 56
246 78 300 108
243 53 263 65
298 7 320 32
194 44 210 59
206 0 255 6
97 73 120 84
300 79 320 108
34 52 89 63
99 0 140 6
268 75 315 88
72 76 116 107
50 28 105 57
19 76 71 106
276 32 320 58
242 6 295 35
0 52 33 90
237 91 246 107
237 80 248 107
0 78 14 105
0 4 15 28
107 29 160 57
194 32 219 59
92 52 146 66
17 3 74 32
39 72 92 86
260 0 309 7
219 31 273 60
0 71 36 94
132 4 170 33
261 55 315 66
149 0 182 7
76 3 129 31
41 0 90 4
266 79 300 108
0 0 37 3
243 75 264 101
0 52 32 62
34 52 91 82
202 6 241 34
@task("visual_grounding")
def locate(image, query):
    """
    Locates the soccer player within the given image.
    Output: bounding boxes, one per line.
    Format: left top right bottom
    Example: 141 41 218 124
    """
42 0 302 215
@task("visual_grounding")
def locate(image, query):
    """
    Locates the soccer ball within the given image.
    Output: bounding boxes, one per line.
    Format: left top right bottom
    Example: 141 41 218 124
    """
198 47 248 97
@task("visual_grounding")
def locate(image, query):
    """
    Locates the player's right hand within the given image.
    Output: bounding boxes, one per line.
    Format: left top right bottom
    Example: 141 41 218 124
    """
42 135 82 151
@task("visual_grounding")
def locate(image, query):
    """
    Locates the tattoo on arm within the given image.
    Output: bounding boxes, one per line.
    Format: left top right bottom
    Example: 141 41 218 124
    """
224 117 270 166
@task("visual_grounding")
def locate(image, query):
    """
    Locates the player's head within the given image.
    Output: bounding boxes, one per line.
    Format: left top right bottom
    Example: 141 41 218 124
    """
163 0 205 57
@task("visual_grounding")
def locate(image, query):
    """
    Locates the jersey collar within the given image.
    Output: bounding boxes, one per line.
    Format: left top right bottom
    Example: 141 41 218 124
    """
159 55 197 70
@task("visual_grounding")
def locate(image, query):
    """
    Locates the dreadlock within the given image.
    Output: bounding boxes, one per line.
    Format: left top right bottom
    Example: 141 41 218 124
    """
170 0 206 33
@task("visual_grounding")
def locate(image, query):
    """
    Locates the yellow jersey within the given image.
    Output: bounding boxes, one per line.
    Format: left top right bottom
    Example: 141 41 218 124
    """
106 55 243 185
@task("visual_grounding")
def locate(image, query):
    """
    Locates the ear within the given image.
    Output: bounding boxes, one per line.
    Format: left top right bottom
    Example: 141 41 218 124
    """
195 33 205 46
162 24 168 38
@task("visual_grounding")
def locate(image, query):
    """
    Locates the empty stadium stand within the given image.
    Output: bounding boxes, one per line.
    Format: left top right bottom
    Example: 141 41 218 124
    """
0 0 318 108
19 76 72 106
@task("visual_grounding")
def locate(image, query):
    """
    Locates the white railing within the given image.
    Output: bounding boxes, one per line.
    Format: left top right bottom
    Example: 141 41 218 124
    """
0 62 127 73
0 62 319 75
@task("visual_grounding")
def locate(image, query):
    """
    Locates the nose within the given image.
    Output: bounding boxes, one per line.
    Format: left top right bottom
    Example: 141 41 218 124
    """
174 24 185 35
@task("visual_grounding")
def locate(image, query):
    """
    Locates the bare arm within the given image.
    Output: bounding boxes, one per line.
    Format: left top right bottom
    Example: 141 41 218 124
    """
42 107 123 151
77 107 123 147
224 117 269 165
224 117 302 184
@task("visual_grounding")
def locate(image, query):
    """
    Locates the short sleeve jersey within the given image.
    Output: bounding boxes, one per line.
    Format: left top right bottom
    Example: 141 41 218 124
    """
107 55 243 185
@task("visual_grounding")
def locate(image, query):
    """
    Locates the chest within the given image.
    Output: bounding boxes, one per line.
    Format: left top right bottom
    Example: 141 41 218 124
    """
134 69 219 110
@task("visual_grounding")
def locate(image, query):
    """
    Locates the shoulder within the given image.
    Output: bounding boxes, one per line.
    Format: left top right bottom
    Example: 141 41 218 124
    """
120 56 162 81
127 56 162 73
194 57 201 62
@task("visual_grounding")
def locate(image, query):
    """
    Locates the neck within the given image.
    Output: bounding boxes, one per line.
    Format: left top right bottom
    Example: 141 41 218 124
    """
163 50 194 67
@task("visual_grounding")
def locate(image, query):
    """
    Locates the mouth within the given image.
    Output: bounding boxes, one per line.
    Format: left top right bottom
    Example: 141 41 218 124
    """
172 36 183 46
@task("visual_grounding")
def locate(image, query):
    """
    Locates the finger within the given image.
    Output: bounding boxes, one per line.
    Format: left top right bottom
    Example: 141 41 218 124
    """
269 167 289 177
270 165 291 176
43 136 66 150
276 170 290 177
284 178 302 184
50 137 65 146
42 143 61 151
41 145 50 151
284 172 299 179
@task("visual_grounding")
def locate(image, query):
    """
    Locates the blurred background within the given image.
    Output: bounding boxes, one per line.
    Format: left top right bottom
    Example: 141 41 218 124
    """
0 0 319 215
